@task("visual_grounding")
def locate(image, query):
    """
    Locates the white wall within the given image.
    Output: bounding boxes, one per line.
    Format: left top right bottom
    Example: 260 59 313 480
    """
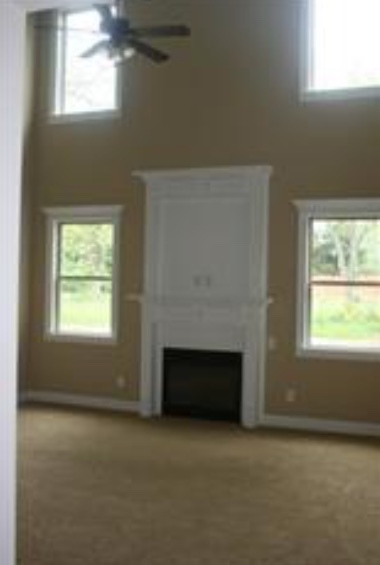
0 3 96 563
0 4 26 563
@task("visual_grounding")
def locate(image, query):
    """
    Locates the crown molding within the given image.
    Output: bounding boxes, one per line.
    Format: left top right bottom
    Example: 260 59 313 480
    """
134 165 273 194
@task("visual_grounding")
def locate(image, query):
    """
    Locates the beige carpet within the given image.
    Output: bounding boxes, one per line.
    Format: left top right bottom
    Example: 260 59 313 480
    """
18 405 380 565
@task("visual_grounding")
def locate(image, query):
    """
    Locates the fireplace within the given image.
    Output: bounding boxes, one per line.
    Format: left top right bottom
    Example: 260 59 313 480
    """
135 166 272 428
163 348 242 422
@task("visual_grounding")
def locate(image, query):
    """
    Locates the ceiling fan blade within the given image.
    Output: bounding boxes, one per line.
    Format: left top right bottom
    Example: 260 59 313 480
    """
81 39 110 58
94 4 113 27
126 38 169 63
130 25 191 39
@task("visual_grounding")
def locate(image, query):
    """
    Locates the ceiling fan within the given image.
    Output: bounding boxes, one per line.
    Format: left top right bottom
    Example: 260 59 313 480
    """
81 3 191 63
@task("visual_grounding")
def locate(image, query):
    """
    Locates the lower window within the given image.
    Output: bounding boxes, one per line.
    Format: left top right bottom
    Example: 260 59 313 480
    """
44 206 122 342
295 199 380 358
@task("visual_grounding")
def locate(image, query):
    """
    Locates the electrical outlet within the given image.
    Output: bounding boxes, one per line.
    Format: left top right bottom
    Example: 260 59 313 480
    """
116 375 126 389
285 388 297 403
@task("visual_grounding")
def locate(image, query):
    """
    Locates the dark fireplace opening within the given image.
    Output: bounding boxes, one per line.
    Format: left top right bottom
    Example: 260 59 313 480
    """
163 348 242 422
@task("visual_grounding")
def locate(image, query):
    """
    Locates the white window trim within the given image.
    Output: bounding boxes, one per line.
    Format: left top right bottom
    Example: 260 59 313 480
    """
48 8 122 123
300 0 380 102
294 198 380 362
43 205 123 344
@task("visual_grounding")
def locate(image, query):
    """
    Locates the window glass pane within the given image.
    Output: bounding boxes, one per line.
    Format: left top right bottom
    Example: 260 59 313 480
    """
310 284 380 348
311 219 380 282
60 9 117 114
310 0 380 91
60 223 114 277
58 280 112 335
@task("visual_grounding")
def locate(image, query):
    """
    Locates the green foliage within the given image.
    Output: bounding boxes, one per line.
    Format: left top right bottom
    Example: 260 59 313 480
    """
60 223 114 277
311 295 380 344
59 281 112 333
311 219 380 279
56 223 114 334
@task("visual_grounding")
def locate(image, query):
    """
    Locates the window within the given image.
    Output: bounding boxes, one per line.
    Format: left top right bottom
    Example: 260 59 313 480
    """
44 206 122 343
53 8 119 118
304 0 380 96
295 199 380 359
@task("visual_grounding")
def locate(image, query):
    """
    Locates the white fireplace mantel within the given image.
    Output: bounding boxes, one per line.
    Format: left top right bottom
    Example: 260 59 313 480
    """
134 166 272 428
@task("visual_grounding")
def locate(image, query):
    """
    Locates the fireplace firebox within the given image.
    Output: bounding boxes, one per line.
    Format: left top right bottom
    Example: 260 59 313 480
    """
163 348 242 422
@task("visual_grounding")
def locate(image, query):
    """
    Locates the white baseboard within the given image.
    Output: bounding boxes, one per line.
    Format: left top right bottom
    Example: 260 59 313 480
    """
20 393 380 438
261 414 380 438
21 390 140 414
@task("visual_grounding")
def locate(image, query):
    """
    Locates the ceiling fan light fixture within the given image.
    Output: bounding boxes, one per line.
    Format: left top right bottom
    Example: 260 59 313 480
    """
84 4 191 64
122 46 136 60
108 44 136 63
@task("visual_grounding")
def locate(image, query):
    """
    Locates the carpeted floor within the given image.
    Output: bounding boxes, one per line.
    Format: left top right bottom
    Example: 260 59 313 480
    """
18 405 380 565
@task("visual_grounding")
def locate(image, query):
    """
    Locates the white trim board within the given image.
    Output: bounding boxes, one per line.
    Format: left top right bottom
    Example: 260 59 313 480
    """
299 0 380 103
43 205 123 345
293 197 380 362
21 391 140 414
261 414 380 439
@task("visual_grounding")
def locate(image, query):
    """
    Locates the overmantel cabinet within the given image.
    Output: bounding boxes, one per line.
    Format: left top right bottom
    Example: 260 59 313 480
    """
134 166 272 428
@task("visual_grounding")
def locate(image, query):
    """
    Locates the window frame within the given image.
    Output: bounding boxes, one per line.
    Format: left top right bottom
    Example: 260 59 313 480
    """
300 0 380 102
294 198 380 361
44 205 123 345
49 7 122 123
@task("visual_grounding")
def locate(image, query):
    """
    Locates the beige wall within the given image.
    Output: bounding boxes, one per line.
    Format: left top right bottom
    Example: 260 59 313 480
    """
26 0 380 421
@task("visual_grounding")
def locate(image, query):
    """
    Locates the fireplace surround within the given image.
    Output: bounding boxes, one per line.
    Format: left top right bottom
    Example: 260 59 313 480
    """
134 166 272 428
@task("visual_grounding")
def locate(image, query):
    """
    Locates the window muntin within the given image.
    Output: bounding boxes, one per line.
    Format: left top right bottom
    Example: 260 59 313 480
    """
53 8 118 117
306 0 380 94
45 208 122 342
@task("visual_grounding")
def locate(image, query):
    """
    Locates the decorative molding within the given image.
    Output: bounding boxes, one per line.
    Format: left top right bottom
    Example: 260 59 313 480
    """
134 166 272 195
126 294 274 308
296 346 380 363
21 391 140 414
43 205 124 219
293 198 380 216
261 414 380 438
136 165 273 428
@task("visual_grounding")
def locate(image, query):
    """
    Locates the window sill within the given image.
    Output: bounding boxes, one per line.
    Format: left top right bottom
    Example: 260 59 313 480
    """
44 332 118 346
48 108 121 125
296 345 380 363
301 85 380 103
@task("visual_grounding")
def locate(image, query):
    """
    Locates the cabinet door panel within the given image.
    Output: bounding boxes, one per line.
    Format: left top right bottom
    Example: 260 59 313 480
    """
157 196 250 297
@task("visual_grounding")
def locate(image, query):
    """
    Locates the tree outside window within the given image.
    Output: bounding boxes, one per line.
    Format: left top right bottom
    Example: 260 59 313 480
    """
310 219 380 347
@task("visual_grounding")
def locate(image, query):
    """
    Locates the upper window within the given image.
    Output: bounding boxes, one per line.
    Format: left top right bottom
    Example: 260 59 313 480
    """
295 199 380 359
53 8 119 118
44 206 122 343
304 0 380 96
